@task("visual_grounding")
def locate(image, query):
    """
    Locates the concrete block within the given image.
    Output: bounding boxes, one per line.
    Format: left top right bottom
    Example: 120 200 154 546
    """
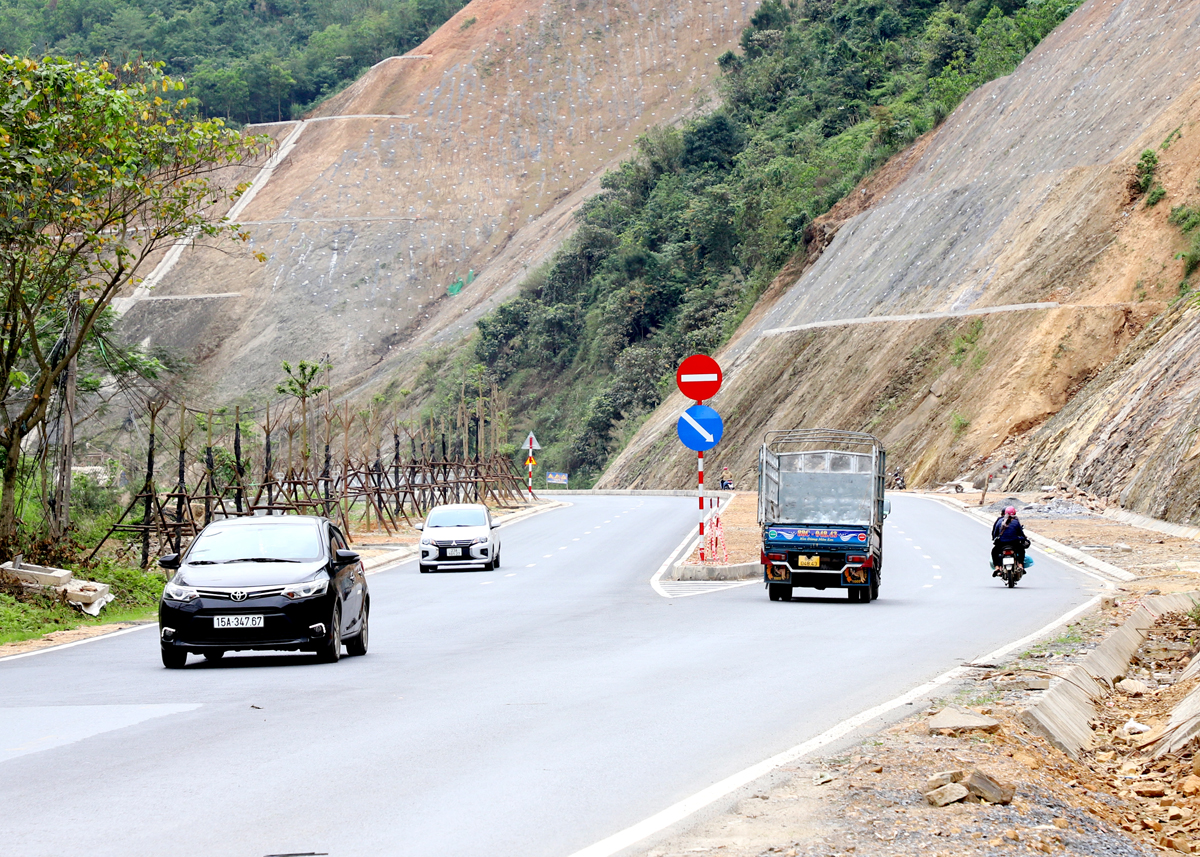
60 580 111 605
1018 665 1103 756
0 560 73 587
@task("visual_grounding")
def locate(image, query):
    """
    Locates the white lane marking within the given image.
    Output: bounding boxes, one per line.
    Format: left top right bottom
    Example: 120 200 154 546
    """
573 538 580 542
933 575 942 580
506 573 516 577
566 591 1105 857
481 581 492 585
650 530 702 599
932 565 941 570
544 555 553 559
923 555 932 559
922 584 933 588
658 580 758 598
558 546 567 550
604 520 611 523
0 623 155 664
914 546 922 549
680 410 714 442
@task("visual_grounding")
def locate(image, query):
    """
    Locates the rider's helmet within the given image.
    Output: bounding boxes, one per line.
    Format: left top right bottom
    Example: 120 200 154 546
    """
1004 506 1017 516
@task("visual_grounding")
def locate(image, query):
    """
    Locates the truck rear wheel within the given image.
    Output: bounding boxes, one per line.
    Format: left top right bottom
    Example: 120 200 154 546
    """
768 583 792 602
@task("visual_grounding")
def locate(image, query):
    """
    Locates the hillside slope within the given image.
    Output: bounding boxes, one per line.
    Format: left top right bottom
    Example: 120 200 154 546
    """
601 0 1200 525
116 0 757 403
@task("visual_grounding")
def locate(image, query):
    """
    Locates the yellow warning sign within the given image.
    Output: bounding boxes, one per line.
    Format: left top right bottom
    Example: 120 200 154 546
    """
525 455 537 467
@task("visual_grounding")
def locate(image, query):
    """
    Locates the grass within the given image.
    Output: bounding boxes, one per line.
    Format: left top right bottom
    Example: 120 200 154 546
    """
950 412 970 436
0 560 164 646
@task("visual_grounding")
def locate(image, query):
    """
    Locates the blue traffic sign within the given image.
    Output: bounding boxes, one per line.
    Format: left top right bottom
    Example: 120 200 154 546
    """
676 405 724 452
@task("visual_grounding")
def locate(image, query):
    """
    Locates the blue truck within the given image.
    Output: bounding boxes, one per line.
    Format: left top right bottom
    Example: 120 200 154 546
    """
758 429 889 603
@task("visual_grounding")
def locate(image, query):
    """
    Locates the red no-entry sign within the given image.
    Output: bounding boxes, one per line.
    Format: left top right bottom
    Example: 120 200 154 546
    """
676 354 722 402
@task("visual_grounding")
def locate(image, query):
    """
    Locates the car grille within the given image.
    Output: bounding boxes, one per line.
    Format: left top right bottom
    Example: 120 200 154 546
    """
196 586 286 600
433 539 475 547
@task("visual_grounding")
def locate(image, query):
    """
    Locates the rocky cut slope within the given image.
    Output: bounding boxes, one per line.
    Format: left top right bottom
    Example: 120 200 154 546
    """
601 0 1200 525
116 0 758 403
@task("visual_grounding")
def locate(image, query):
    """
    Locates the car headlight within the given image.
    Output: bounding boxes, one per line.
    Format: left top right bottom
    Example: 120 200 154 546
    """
473 536 489 545
283 578 329 600
420 537 432 545
163 582 199 603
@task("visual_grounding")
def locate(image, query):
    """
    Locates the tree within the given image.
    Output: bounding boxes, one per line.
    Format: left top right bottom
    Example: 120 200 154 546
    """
0 56 268 547
276 358 331 476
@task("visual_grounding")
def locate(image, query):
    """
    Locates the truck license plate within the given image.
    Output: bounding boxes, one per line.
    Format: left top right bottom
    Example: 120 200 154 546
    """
447 548 462 557
214 615 263 629
795 555 820 568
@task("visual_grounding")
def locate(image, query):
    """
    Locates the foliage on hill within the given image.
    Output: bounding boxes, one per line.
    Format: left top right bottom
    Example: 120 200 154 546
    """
460 0 1081 485
0 0 468 122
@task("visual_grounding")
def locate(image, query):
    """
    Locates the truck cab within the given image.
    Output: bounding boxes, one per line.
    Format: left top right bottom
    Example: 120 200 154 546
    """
758 429 888 603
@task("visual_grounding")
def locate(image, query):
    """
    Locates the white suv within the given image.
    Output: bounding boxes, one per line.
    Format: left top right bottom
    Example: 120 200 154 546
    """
417 504 501 572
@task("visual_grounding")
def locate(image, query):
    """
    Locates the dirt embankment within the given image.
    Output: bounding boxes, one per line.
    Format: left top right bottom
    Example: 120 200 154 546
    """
600 0 1200 515
118 0 759 405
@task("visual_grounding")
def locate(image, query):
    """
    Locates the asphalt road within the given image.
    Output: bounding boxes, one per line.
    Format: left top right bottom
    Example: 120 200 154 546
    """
0 494 1102 857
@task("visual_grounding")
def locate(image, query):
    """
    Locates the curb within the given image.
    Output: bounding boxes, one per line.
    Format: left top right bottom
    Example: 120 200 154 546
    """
669 561 760 581
1019 591 1200 756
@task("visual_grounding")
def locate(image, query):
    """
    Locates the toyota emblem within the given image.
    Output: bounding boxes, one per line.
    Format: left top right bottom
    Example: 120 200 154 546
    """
231 590 248 602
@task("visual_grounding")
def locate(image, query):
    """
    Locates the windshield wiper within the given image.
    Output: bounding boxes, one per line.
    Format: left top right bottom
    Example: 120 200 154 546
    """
187 560 219 565
220 557 301 564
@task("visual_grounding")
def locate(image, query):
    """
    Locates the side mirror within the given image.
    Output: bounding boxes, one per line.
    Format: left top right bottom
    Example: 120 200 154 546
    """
490 522 499 529
414 523 424 530
883 500 892 518
158 554 180 570
335 549 360 566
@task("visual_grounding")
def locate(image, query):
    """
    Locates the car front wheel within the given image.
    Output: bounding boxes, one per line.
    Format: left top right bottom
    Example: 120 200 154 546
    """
317 604 342 663
161 646 187 669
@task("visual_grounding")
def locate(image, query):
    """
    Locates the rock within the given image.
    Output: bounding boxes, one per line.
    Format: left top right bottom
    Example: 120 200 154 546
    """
1101 596 1118 609
1134 784 1167 797
868 764 883 774
1118 678 1152 696
813 772 834 786
1193 757 1200 777
1052 818 1070 829
926 770 968 791
925 783 969 807
1095 751 1117 763
962 769 1015 805
926 706 1001 735
1181 775 1200 796
1114 542 1133 552
1003 829 1020 841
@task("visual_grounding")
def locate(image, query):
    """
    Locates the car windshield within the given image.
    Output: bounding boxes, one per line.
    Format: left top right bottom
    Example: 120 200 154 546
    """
426 507 488 527
186 522 323 564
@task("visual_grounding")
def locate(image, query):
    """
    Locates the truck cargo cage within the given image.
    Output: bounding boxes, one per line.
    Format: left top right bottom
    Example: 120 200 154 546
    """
758 429 886 529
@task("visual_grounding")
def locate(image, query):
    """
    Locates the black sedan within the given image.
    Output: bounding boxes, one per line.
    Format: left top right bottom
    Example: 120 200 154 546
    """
157 515 369 668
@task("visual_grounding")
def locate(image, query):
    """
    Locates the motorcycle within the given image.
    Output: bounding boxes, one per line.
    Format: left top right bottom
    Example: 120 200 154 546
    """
992 545 1033 588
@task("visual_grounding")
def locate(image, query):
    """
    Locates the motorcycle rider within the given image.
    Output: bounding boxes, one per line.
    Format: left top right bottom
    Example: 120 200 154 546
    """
991 505 1028 576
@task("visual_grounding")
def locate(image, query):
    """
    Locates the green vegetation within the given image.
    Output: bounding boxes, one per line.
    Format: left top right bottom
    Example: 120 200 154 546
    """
466 0 1082 482
950 318 985 367
950 411 970 436
1169 204 1200 279
0 0 469 122
0 560 164 645
1135 149 1159 194
1146 184 1167 207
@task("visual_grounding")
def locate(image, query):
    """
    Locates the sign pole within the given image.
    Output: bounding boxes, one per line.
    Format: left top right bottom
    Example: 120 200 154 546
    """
528 436 534 498
698 447 705 563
